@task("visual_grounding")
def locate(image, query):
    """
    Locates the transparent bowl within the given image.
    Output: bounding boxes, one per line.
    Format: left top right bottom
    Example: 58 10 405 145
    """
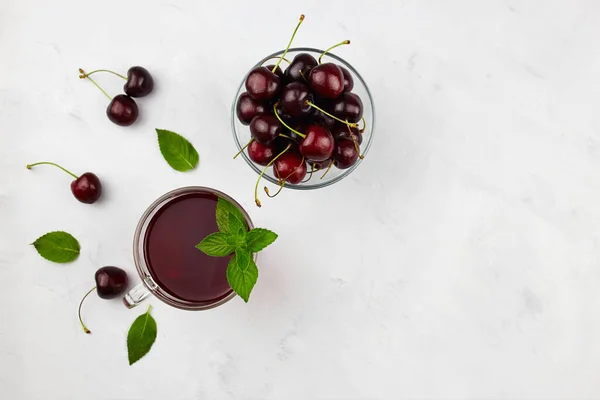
231 47 375 190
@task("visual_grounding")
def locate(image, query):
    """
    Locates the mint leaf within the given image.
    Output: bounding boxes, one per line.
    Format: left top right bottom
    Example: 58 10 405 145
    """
31 231 80 263
245 228 278 253
226 250 258 302
127 305 157 366
156 128 199 172
196 232 236 257
216 197 247 235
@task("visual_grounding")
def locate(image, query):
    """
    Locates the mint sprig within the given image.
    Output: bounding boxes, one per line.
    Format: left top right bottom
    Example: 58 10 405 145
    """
196 197 277 302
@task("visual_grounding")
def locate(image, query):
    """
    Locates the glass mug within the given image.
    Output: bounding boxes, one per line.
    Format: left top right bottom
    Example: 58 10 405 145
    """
123 186 254 310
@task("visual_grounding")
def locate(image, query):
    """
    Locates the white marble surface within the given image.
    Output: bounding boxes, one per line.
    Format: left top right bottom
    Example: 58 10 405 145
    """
1 0 600 399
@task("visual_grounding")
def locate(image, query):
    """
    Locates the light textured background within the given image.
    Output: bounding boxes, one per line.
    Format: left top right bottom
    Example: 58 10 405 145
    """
1 0 600 399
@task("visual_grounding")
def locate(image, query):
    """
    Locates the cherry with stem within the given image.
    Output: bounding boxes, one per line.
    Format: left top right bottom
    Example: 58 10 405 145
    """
318 40 351 64
79 68 139 126
255 144 292 207
273 103 306 139
26 161 102 204
271 14 305 74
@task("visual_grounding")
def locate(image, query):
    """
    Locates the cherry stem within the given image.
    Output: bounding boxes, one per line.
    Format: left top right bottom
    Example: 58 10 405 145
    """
26 162 79 179
81 69 127 80
265 181 285 198
234 139 253 159
318 40 351 64
306 100 358 127
320 160 334 179
298 69 308 83
79 68 112 101
261 56 291 66
78 286 96 334
346 119 364 159
273 102 305 138
255 144 291 207
301 167 316 183
272 14 305 73
359 116 366 133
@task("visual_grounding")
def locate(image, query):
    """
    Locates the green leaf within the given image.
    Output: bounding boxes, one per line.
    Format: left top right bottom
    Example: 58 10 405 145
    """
245 228 278 253
216 197 247 235
127 305 157 366
156 128 199 172
226 250 258 302
196 232 236 257
31 231 80 263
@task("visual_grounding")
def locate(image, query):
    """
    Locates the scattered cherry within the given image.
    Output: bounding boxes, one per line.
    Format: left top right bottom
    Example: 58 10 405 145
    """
299 125 335 162
78 266 129 334
107 94 139 126
237 92 267 125
330 92 363 123
124 66 154 97
250 115 282 144
309 63 345 99
274 152 307 184
333 139 359 169
248 140 276 166
79 68 139 126
26 162 102 204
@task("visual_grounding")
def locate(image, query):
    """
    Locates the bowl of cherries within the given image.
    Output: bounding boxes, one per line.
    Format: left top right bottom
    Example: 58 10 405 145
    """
232 16 374 207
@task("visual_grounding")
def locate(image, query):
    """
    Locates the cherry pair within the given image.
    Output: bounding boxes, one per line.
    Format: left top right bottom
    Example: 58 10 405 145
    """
79 66 154 126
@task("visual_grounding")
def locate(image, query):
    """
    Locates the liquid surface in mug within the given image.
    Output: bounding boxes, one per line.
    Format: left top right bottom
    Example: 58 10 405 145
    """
144 192 233 303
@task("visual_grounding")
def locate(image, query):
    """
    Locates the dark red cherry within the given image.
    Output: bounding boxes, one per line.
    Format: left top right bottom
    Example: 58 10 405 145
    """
78 266 129 334
248 140 276 166
340 66 354 92
71 172 102 204
236 92 267 125
107 95 138 126
331 124 363 145
95 266 129 299
284 53 318 82
299 125 335 162
330 92 363 123
309 63 344 99
333 139 359 169
245 66 281 101
280 82 313 117
26 162 102 204
250 115 281 144
274 152 307 184
124 66 154 97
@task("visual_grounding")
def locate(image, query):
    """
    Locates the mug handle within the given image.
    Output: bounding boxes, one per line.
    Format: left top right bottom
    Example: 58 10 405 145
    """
123 283 151 308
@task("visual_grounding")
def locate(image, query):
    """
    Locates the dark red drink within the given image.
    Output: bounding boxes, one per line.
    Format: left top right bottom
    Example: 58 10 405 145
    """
144 192 233 304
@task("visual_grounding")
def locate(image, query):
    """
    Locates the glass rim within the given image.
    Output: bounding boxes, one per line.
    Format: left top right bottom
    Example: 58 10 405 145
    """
132 186 255 311
231 47 376 190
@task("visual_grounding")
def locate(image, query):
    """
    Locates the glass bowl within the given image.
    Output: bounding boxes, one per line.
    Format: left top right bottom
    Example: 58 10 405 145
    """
231 47 375 190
